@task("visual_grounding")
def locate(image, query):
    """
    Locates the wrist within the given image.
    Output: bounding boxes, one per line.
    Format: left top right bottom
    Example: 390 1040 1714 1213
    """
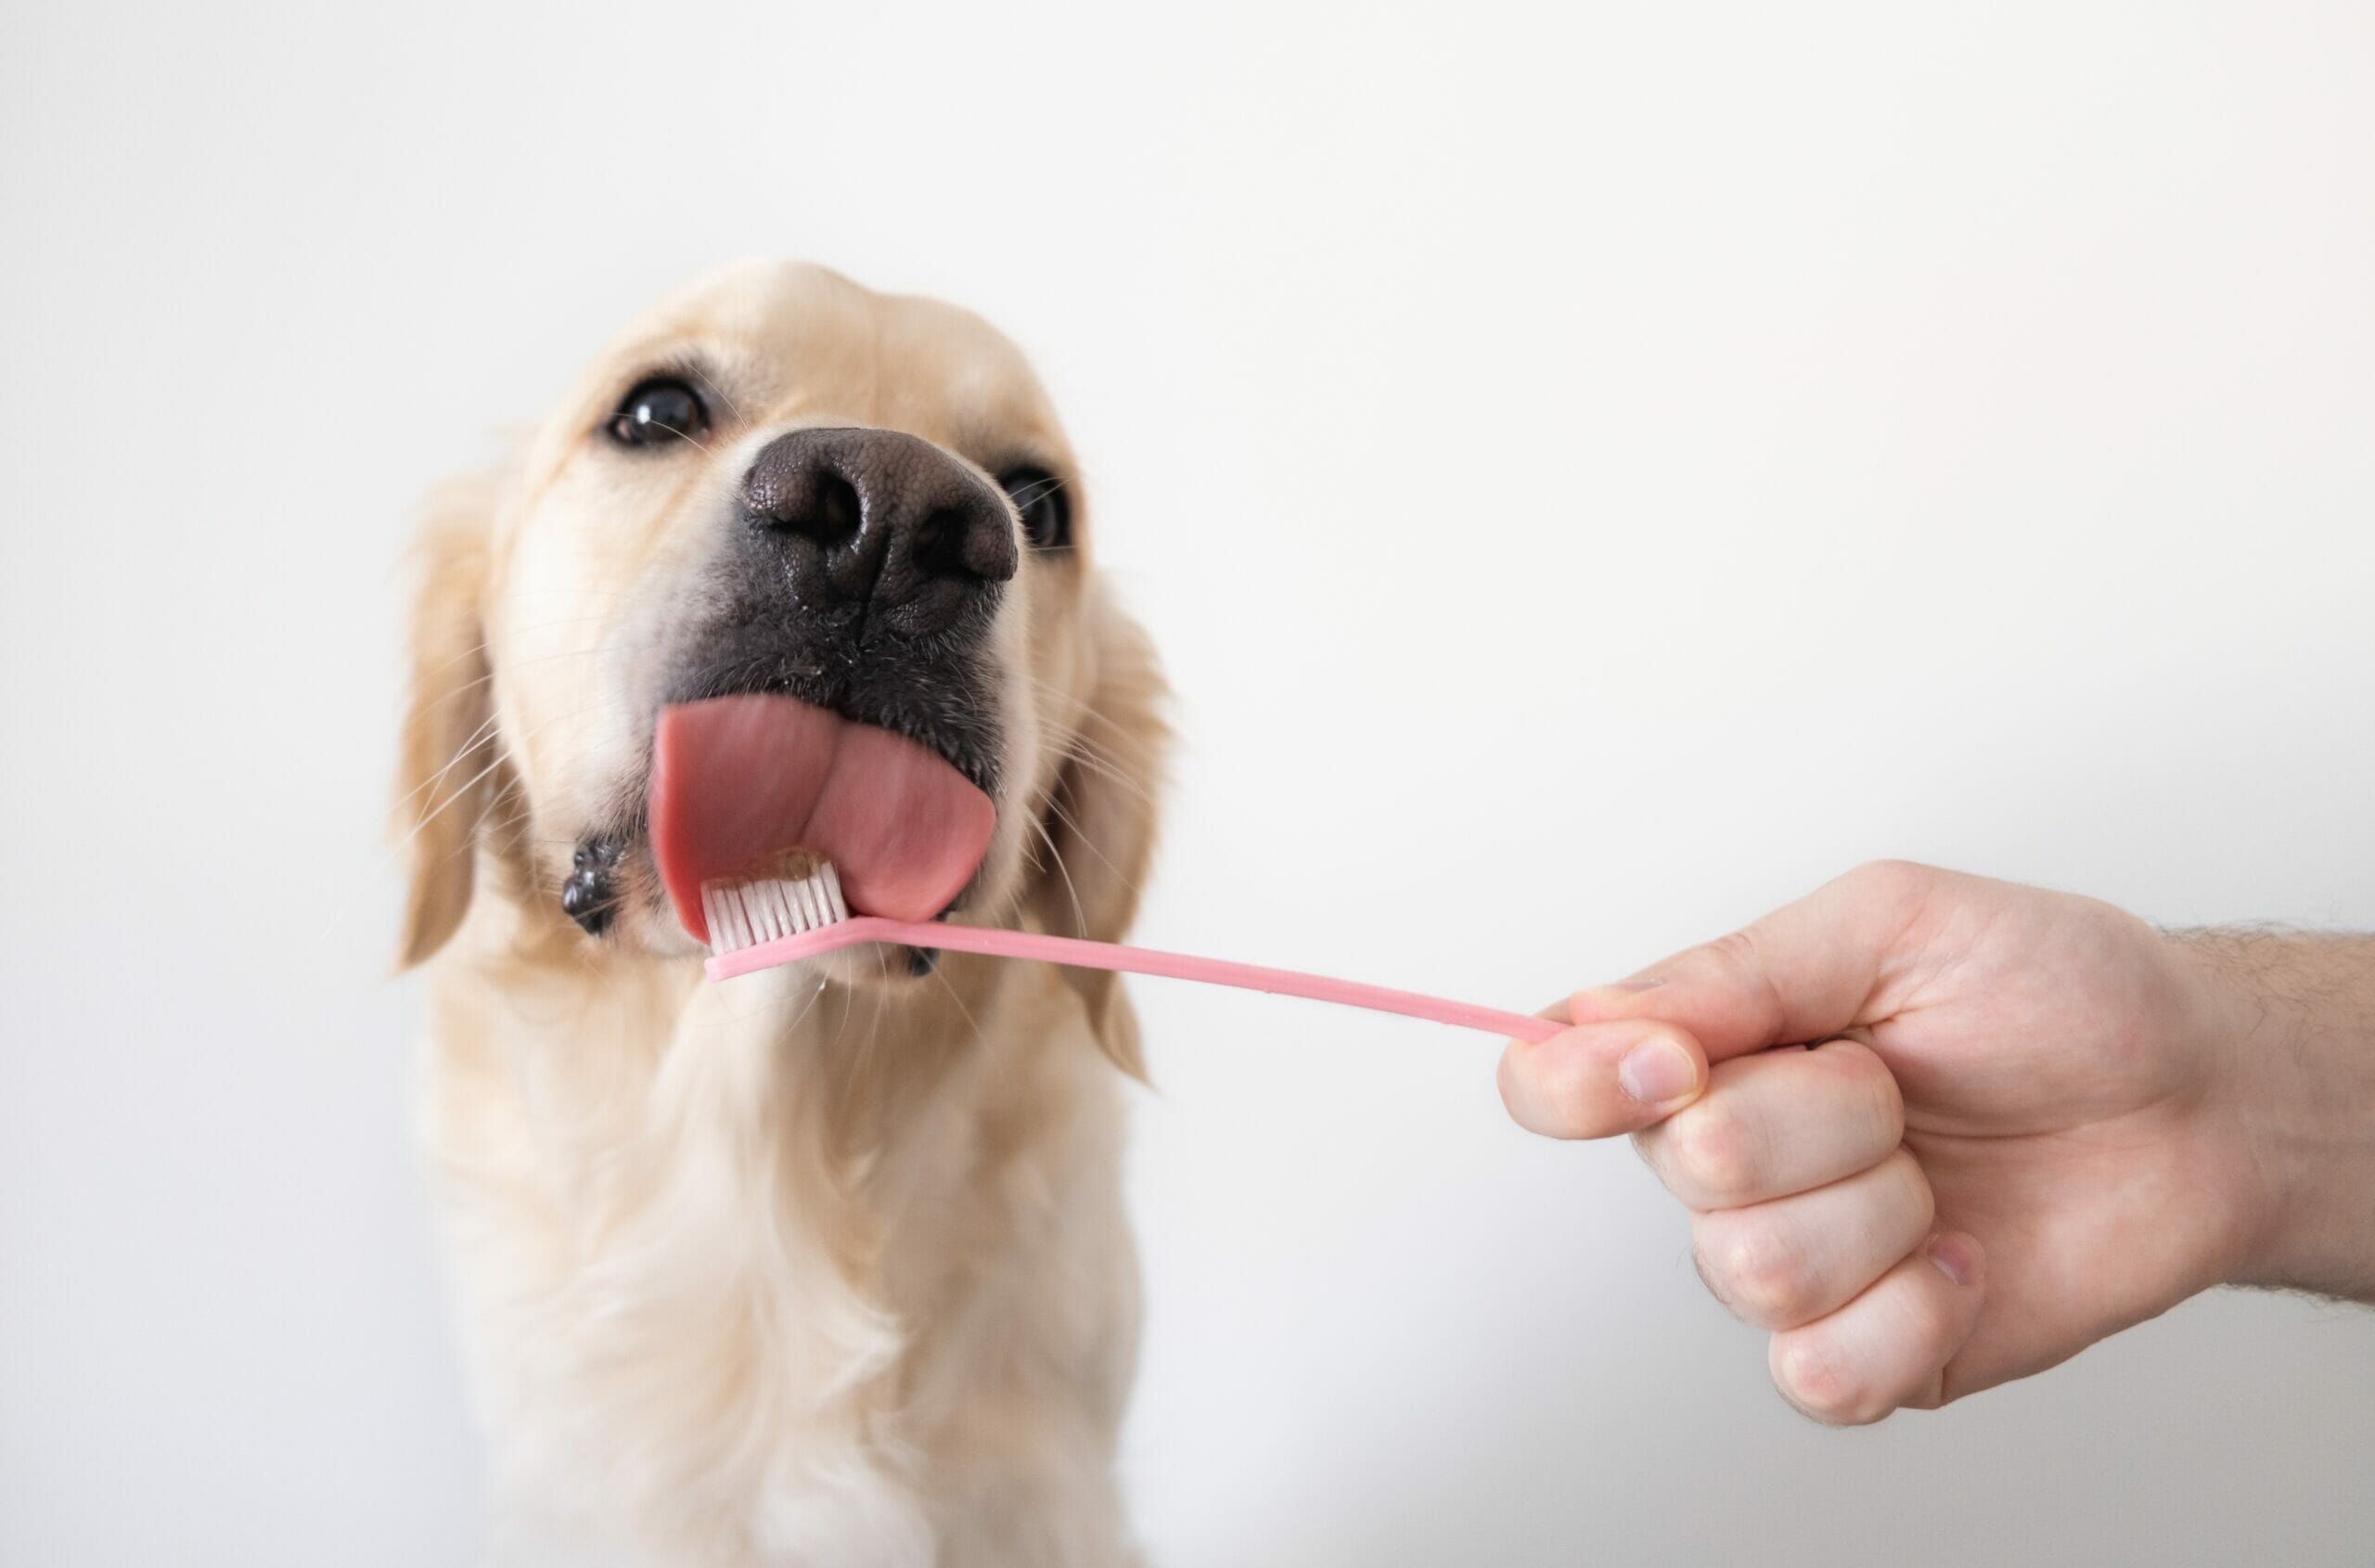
2176 929 2375 1302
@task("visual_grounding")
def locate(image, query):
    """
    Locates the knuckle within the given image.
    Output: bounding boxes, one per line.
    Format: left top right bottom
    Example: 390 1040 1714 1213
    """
1697 929 1780 1010
1774 1337 1884 1427
1845 858 1932 901
1707 1224 1804 1328
1665 1102 1761 1204
1702 928 1764 970
1699 925 1791 1046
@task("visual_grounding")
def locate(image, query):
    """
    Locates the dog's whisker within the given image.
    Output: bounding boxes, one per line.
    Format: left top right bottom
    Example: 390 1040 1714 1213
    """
1016 667 1148 720
1028 814 1091 939
405 670 613 799
326 694 623 945
388 696 604 849
643 420 719 458
694 366 750 429
1012 672 1163 761
1049 740 1157 807
1040 790 1137 906
390 705 508 820
406 636 499 694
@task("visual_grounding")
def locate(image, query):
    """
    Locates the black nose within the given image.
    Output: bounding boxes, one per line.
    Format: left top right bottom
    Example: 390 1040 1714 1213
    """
739 427 1017 634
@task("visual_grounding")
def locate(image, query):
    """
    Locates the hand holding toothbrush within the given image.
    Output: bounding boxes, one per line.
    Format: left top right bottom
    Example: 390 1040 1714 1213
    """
1497 860 2375 1424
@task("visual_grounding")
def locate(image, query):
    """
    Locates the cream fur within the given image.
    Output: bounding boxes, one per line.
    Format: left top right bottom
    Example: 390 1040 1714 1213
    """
395 262 1165 1565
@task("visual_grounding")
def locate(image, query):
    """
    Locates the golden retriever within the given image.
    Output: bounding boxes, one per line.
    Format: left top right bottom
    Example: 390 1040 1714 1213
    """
394 260 1166 1566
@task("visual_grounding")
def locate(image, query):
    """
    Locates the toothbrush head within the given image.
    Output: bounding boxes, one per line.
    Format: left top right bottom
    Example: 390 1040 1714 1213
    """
699 851 854 956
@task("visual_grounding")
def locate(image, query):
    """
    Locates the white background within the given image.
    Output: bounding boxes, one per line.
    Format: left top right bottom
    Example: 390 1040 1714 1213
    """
5 2 2373 1562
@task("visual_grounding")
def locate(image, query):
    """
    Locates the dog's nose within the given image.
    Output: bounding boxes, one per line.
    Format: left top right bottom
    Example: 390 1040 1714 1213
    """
740 427 1017 631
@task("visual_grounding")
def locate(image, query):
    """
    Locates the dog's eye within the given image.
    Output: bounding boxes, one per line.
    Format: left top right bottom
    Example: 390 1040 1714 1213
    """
606 378 710 448
998 468 1071 551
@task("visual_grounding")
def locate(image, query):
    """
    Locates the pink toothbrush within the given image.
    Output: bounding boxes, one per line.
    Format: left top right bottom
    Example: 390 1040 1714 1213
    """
700 856 1560 1042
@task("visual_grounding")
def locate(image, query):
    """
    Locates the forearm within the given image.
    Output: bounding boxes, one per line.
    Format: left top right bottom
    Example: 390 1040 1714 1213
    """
2178 929 2375 1303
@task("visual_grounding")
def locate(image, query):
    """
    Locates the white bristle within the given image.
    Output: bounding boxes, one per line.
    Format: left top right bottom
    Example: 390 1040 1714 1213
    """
700 858 854 953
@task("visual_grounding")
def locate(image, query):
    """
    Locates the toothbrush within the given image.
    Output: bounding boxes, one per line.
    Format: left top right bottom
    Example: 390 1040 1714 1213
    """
698 856 1560 1042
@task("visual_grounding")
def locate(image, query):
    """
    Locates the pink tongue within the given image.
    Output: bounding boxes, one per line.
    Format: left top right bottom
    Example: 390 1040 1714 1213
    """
649 695 995 945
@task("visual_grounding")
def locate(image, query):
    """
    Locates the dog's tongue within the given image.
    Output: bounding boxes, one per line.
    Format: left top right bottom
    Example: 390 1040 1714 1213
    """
650 695 995 945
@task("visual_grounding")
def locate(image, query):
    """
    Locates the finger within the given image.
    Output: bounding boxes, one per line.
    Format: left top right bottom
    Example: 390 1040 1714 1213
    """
1633 1036 1905 1208
1689 1148 1935 1330
1767 1231 1986 1425
1563 860 1957 1064
1498 1019 1708 1138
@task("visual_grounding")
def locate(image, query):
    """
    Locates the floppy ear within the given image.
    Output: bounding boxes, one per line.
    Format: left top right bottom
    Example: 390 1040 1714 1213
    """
1027 585 1170 1079
392 473 505 970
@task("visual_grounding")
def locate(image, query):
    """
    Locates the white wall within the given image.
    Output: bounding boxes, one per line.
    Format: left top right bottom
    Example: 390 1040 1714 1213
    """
4 2 2371 1562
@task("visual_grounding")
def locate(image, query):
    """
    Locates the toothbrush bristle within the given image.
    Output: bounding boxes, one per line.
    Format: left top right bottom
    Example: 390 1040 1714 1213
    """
700 855 853 953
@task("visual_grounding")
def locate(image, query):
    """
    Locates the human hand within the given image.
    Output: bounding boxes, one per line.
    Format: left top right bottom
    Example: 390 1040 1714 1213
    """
1498 861 2375 1423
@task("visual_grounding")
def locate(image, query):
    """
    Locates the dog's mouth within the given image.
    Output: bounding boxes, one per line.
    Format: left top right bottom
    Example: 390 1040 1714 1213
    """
644 694 995 947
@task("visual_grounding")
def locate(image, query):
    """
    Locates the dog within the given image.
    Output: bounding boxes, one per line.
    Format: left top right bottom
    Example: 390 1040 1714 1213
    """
393 260 1167 1566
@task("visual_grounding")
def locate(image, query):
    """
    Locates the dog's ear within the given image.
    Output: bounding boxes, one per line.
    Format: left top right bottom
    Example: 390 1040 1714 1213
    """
392 472 505 970
1026 584 1170 1079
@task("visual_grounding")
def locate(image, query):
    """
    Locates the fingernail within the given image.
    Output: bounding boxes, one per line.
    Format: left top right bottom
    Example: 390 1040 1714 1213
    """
1925 1233 1983 1289
1605 978 1665 994
1617 1034 1697 1105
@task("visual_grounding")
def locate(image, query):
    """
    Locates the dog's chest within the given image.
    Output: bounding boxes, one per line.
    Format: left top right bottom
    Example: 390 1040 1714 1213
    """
421 952 1134 1564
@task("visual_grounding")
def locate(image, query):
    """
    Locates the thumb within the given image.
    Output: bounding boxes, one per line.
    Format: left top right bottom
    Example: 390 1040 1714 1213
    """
1569 860 1942 1065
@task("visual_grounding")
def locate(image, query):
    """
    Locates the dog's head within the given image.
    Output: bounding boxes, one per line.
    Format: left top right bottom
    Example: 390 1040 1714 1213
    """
395 261 1164 1060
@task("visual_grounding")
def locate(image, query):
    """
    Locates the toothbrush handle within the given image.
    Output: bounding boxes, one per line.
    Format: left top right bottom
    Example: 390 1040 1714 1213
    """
707 917 1562 1042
